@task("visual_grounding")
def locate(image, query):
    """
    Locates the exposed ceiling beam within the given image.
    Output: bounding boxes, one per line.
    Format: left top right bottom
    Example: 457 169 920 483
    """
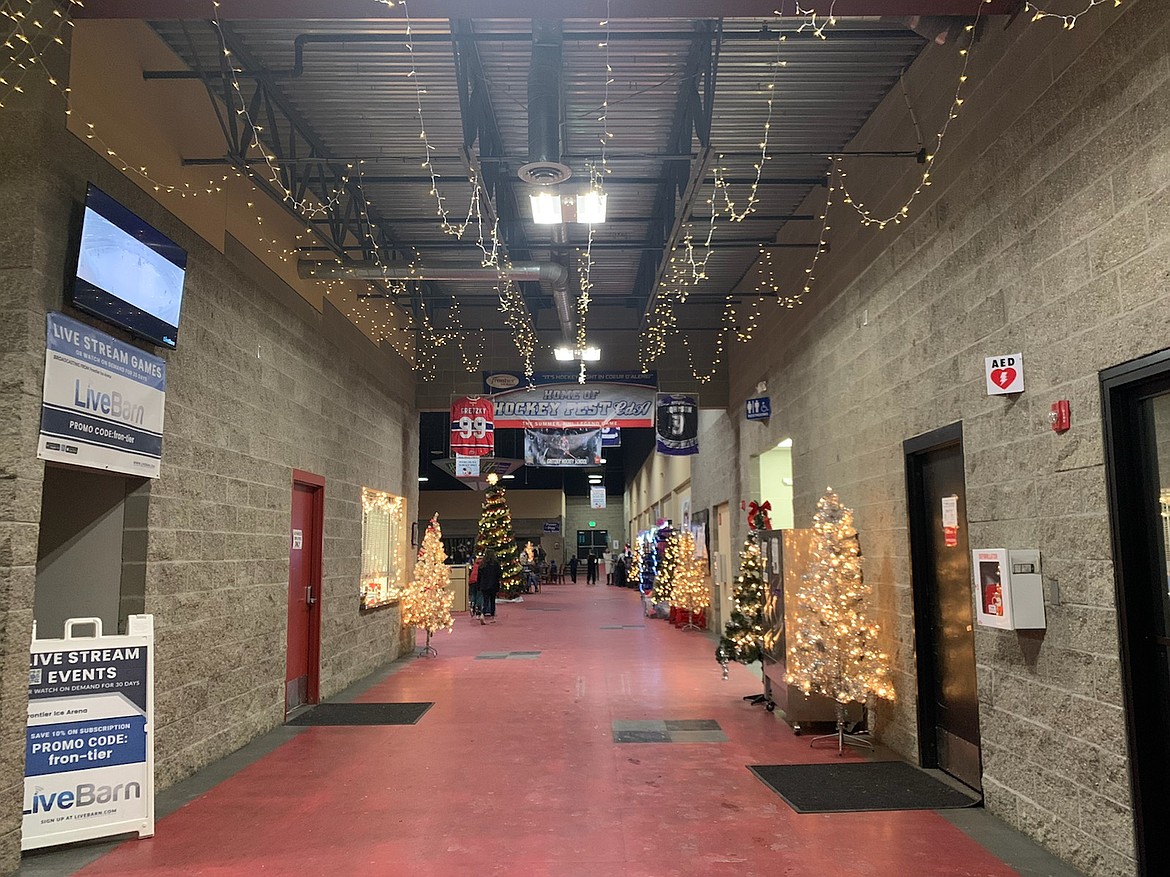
184 22 427 321
294 214 818 229
633 20 720 325
174 161 829 188
82 1 1019 19
445 17 550 337
312 240 824 251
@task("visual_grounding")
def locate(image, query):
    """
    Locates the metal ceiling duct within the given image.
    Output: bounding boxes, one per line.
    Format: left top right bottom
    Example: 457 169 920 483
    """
297 260 575 339
516 21 571 187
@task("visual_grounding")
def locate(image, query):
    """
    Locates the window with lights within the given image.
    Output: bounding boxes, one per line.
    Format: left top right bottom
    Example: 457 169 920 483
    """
361 487 407 610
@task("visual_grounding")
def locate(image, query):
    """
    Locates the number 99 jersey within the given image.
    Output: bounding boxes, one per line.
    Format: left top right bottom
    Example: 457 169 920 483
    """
450 396 495 457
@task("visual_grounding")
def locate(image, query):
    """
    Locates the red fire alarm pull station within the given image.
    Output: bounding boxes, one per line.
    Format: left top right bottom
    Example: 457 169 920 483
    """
1049 400 1071 433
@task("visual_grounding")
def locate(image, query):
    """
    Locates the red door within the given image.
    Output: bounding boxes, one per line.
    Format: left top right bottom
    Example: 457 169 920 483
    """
286 472 324 714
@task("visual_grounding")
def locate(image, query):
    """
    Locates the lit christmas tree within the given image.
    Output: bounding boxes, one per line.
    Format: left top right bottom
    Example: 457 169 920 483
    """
627 545 642 589
715 526 766 668
787 490 893 706
476 474 523 595
402 514 454 656
672 530 710 624
651 529 680 605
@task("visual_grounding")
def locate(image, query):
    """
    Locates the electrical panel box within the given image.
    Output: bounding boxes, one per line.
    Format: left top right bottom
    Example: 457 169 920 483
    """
972 548 1046 630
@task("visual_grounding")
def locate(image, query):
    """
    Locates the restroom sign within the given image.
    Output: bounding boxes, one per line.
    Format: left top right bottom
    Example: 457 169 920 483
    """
985 354 1024 395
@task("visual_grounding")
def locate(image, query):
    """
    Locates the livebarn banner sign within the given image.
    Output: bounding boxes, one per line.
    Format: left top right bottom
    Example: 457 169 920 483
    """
37 313 166 478
483 371 657 429
24 615 155 851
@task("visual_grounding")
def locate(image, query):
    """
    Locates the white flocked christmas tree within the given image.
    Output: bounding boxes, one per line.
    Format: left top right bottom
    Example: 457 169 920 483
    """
402 513 454 655
787 490 893 705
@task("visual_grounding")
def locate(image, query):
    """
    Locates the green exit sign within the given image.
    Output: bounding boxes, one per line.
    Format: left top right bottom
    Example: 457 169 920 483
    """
588 521 596 528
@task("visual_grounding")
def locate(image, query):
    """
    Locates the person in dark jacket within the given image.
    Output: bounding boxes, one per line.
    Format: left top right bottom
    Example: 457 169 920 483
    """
568 555 579 583
613 556 627 589
586 552 599 585
477 550 502 622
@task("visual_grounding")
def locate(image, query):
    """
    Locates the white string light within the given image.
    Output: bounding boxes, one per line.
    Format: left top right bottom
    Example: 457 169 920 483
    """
836 2 990 229
793 1 838 39
7 0 1120 386
598 0 614 178
1025 0 1121 29
716 30 787 222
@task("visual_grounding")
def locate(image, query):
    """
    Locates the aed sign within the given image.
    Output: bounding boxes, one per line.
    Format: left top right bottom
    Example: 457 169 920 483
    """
985 354 1024 395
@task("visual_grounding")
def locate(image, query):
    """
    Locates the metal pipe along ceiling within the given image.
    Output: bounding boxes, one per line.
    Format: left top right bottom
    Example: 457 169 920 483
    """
528 22 561 169
297 261 575 335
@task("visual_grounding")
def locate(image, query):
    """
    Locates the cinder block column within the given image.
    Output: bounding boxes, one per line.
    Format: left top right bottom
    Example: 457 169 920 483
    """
0 31 76 872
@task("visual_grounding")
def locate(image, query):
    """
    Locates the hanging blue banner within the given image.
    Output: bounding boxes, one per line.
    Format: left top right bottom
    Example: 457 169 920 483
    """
656 394 699 456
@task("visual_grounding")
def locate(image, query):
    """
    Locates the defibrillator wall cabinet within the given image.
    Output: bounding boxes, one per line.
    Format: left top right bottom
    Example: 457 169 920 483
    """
971 548 1046 630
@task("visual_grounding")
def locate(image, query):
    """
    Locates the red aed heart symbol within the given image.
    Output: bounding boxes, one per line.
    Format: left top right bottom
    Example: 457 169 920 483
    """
991 367 1017 390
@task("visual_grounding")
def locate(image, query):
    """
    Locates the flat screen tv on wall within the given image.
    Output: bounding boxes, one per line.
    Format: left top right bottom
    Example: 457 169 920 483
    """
70 183 188 349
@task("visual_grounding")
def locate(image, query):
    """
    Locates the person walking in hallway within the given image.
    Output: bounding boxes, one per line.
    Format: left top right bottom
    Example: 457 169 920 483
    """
586 552 598 586
612 555 627 589
568 554 578 583
477 549 501 622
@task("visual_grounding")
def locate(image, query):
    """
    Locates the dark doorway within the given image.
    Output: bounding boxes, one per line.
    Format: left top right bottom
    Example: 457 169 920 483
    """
286 470 324 714
576 529 608 560
905 423 982 791
34 466 144 638
1102 349 1170 875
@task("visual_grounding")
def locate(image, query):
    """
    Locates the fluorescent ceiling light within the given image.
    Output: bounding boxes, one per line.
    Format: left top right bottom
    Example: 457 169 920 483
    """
576 189 607 224
554 345 602 362
530 191 563 225
418 476 429 482
777 438 793 449
503 474 516 479
599 458 607 464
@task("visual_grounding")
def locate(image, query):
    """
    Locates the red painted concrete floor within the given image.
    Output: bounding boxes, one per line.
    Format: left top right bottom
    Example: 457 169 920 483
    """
76 585 1021 877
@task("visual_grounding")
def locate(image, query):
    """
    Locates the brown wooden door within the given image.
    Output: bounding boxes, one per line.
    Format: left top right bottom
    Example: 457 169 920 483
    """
906 424 982 790
286 474 323 713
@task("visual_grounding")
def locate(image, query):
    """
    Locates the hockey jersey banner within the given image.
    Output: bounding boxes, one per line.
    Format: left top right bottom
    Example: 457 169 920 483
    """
450 396 495 457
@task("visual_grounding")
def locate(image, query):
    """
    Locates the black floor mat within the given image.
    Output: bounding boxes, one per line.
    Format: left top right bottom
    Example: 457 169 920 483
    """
286 702 433 726
748 760 981 813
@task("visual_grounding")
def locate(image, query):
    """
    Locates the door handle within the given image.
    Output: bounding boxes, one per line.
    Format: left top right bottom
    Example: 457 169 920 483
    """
306 587 317 606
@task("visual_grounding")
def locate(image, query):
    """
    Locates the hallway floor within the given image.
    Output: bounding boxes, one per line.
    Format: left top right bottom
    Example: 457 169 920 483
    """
27 584 1077 876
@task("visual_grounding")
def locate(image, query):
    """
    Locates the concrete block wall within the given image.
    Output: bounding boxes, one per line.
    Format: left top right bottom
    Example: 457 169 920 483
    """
0 79 73 869
694 2 1166 874
0 81 418 870
129 211 420 788
690 410 736 523
564 495 625 558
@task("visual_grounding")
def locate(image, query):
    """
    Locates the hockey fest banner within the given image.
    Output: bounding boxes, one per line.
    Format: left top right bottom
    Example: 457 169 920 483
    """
483 371 656 429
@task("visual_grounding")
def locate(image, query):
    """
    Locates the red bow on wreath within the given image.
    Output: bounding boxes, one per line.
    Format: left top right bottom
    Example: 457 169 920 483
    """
747 500 772 531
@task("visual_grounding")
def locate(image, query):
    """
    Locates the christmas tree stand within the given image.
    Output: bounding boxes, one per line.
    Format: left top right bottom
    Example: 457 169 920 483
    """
417 629 439 658
809 702 872 755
